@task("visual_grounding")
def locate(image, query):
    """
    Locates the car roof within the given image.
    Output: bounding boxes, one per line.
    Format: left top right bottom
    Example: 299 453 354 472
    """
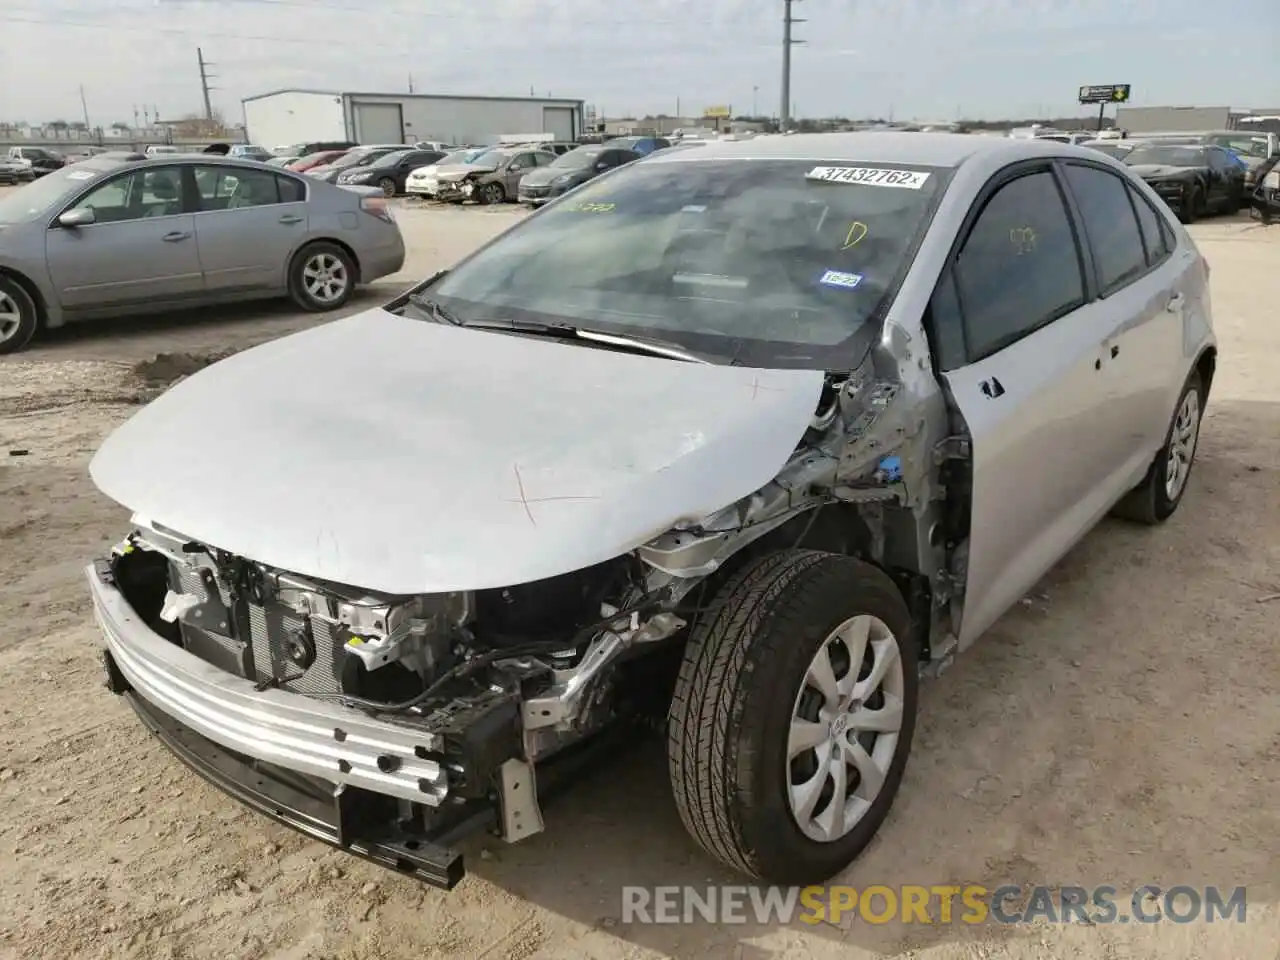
641 131 1092 169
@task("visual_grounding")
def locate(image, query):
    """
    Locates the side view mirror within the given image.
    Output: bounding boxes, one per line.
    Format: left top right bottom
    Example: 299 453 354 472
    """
57 208 96 228
509 164 523 172
595 162 609 171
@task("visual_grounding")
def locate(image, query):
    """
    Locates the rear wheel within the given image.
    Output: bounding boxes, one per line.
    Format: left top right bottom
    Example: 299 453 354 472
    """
288 242 356 312
667 550 918 885
1111 371 1204 524
0 274 40 355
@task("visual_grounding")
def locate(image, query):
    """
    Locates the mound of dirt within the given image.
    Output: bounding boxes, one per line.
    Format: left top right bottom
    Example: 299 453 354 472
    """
131 351 231 387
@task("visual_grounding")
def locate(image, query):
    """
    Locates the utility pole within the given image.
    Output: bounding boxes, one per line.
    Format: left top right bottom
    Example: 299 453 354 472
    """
780 0 806 132
753 85 759 116
408 73 415 93
197 46 215 121
79 85 91 129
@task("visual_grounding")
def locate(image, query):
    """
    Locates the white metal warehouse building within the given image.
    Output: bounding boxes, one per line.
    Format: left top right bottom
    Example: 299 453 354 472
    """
241 89 586 149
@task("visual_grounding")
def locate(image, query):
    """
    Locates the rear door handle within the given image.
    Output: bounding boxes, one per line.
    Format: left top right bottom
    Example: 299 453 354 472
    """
1110 343 1120 358
161 230 191 242
278 215 303 225
1166 293 1185 312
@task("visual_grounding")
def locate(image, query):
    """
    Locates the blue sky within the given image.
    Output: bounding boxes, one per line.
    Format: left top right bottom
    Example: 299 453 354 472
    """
0 0 1272 125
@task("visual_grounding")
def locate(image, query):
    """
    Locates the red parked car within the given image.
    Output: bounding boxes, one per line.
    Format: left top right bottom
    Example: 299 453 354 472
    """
288 149 349 172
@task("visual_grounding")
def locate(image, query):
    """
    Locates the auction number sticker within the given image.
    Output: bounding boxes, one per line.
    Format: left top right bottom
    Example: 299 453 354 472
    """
818 269 863 289
806 166 930 189
66 170 95 180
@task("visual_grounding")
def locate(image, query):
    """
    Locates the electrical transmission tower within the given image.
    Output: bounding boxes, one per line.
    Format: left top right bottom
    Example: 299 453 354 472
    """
197 47 216 120
780 0 806 132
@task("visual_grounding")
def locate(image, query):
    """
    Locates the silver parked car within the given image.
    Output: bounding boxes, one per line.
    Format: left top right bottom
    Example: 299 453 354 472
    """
85 133 1214 888
0 155 405 353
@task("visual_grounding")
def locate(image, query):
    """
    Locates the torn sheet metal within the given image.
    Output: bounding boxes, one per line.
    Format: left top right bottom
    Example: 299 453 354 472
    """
90 308 825 595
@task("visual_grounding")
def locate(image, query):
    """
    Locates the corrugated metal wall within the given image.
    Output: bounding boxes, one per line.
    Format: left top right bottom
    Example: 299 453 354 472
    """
1116 106 1233 133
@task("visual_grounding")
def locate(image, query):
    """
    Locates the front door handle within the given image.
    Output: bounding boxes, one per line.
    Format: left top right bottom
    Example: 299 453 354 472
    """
980 376 1005 399
278 214 303 225
161 230 191 242
1110 343 1120 358
1166 293 1185 312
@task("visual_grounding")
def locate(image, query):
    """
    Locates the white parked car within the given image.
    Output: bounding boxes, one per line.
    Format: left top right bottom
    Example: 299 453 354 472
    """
86 133 1216 891
405 147 490 197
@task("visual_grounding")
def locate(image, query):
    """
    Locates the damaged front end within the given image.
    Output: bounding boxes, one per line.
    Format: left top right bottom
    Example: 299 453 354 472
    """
90 515 693 887
88 345 960 888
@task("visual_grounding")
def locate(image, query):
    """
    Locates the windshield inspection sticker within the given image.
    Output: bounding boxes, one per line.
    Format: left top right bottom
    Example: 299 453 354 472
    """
818 269 863 289
806 166 930 189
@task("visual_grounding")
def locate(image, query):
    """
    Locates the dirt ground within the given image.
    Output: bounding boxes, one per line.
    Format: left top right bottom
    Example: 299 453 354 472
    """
1 201 1277 960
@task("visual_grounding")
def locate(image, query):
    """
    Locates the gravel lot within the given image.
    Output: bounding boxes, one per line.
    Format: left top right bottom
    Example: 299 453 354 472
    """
1 201 1277 960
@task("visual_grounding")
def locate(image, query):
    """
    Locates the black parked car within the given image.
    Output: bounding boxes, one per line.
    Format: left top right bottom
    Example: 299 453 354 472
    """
6 146 66 178
1122 143 1246 223
516 144 639 206
334 148 445 196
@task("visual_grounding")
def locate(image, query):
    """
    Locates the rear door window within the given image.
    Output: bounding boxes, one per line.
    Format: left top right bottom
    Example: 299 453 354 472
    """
1128 183 1169 265
1062 164 1148 294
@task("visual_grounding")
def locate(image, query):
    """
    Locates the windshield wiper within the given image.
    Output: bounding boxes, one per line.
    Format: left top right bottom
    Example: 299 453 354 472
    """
459 318 711 364
406 293 464 325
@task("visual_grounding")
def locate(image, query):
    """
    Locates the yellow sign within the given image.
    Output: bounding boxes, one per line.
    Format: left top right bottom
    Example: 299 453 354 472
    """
705 105 732 118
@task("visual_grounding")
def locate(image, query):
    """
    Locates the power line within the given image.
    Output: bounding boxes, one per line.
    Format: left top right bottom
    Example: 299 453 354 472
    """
781 0 806 131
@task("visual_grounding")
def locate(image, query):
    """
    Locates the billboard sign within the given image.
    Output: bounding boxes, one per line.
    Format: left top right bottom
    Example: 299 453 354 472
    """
704 105 732 117
1079 84 1131 104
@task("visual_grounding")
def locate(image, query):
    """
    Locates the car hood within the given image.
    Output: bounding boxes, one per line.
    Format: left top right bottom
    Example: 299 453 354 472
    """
520 167 586 187
89 309 824 594
408 164 441 179
1130 164 1196 179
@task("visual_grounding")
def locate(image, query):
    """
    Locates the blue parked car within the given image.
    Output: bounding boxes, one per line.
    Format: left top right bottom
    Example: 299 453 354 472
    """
607 135 671 156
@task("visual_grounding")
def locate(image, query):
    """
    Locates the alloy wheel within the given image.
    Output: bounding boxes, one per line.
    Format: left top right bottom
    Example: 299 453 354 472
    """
1165 389 1201 501
302 253 349 305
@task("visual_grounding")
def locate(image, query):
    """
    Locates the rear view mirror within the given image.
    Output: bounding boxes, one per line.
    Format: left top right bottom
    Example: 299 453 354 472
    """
57 208 96 228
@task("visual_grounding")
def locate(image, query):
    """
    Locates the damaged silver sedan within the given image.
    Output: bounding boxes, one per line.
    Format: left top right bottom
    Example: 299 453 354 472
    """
86 132 1216 888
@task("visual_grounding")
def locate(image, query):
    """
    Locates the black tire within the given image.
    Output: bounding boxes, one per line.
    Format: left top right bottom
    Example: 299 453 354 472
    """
1179 185 1201 224
377 177 396 198
287 242 356 312
0 273 40 355
479 182 505 205
1111 371 1204 525
667 549 919 885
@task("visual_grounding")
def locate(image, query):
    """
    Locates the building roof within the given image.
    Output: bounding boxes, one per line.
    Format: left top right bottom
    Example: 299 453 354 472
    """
241 88 583 107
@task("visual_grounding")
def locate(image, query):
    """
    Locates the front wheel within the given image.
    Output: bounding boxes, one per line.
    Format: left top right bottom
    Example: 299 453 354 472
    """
667 550 919 885
1179 185 1202 224
479 182 505 205
377 177 396 198
0 274 40 356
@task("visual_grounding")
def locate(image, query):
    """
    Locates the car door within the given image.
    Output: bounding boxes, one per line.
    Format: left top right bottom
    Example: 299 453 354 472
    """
504 152 537 193
44 165 204 312
191 165 309 293
1059 161 1188 484
931 163 1120 650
